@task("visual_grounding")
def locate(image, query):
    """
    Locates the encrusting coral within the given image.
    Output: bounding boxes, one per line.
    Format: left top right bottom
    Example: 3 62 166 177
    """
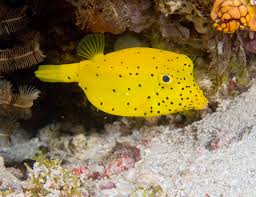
155 0 210 34
71 0 154 34
210 0 256 33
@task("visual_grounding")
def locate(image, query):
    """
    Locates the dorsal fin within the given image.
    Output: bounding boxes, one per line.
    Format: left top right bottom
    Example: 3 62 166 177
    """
76 34 105 60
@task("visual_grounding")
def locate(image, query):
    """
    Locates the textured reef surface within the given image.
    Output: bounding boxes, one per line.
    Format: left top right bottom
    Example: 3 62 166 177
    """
0 0 256 196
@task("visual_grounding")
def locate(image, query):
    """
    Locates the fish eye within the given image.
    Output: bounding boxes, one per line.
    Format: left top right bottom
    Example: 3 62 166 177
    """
159 74 172 85
162 75 170 83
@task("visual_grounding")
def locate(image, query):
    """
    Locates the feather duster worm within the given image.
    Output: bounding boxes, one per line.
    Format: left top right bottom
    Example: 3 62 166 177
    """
0 5 28 36
0 79 40 120
0 41 45 72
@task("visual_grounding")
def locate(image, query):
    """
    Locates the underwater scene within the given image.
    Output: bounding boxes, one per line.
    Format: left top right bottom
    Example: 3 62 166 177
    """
0 0 256 196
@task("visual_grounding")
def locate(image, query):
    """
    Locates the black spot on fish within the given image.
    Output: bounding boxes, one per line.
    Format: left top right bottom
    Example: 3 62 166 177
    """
147 96 151 99
157 111 160 114
138 84 142 87
100 102 103 105
84 87 87 90
137 66 140 69
128 88 131 91
170 102 173 104
166 97 169 100
150 110 153 113
112 108 114 111
169 109 171 111
77 74 79 77
121 61 123 64
68 76 70 79
155 66 158 69
96 74 99 77
119 75 122 78
113 89 116 92
179 103 182 106
158 102 161 106
127 102 130 105
134 108 137 110
184 63 187 66
176 57 179 59
151 74 154 77
182 88 184 90
136 73 138 75
129 73 132 75
144 113 147 115
153 57 155 60
156 92 159 96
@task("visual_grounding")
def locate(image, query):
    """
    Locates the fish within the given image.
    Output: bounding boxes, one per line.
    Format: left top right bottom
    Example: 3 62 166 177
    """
35 34 208 117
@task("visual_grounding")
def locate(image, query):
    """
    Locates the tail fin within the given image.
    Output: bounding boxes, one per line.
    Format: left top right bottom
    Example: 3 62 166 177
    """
35 63 79 83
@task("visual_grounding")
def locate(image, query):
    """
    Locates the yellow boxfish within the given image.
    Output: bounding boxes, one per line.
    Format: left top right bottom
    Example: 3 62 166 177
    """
35 34 208 117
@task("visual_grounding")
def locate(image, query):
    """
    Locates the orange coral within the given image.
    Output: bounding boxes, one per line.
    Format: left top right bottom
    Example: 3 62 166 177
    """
210 0 256 33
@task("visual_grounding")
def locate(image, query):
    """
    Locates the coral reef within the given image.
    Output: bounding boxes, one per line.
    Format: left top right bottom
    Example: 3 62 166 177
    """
155 0 211 34
71 0 154 34
0 158 89 196
0 0 256 195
